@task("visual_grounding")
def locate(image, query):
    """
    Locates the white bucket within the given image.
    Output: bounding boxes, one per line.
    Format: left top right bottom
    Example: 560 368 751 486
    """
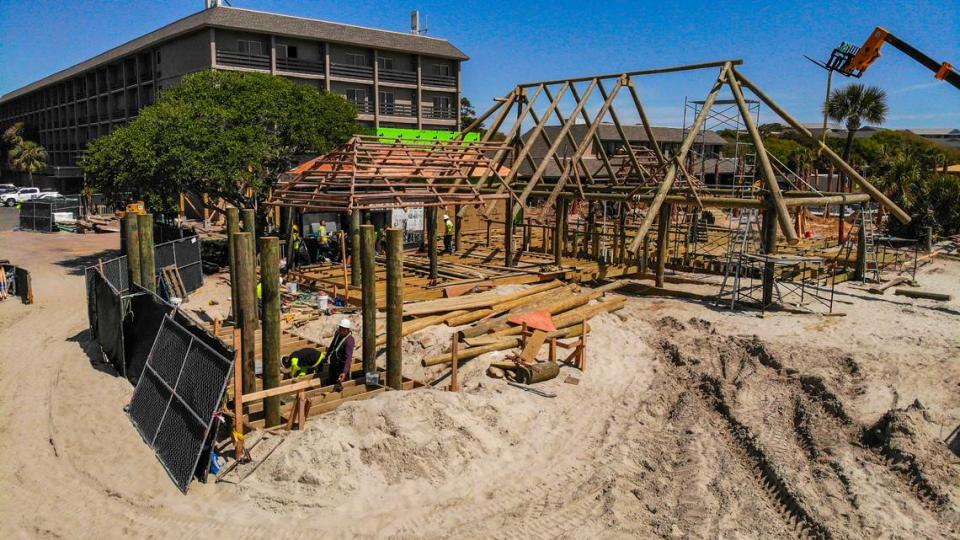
286 282 299 294
317 292 329 311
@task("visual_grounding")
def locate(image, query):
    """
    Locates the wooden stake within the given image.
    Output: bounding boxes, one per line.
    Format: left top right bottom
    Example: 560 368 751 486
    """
655 204 671 288
339 230 349 297
232 328 245 458
386 228 404 389
427 207 438 281
449 334 459 392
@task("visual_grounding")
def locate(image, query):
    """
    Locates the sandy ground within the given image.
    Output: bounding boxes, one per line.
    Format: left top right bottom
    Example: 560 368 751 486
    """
1 227 958 539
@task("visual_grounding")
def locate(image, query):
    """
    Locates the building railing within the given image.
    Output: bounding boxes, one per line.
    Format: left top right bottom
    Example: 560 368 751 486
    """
422 73 457 88
379 68 417 85
276 57 325 75
216 50 271 70
379 103 415 117
422 105 456 120
330 63 374 80
351 100 374 114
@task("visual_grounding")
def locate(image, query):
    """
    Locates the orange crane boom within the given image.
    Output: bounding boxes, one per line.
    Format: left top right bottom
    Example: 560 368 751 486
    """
838 27 959 90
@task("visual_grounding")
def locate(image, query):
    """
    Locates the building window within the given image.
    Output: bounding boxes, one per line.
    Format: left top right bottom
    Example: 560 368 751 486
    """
238 40 263 56
432 64 451 76
379 91 395 114
345 53 367 66
277 44 298 59
346 88 367 103
377 56 394 70
432 95 451 110
155 51 161 64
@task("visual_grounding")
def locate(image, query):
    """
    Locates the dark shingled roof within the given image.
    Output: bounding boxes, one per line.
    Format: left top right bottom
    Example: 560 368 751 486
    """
1 6 468 103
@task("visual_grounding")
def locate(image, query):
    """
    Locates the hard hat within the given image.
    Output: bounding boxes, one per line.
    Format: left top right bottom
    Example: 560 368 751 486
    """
443 214 450 220
292 224 299 231
339 319 353 329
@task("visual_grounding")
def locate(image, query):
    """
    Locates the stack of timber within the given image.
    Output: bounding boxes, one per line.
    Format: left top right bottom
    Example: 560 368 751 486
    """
422 280 628 367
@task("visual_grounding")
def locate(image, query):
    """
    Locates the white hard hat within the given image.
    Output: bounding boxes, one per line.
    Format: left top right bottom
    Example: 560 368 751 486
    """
339 319 353 329
443 214 450 220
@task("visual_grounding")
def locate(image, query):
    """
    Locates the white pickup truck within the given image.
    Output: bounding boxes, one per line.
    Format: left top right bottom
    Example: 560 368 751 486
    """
3 187 40 207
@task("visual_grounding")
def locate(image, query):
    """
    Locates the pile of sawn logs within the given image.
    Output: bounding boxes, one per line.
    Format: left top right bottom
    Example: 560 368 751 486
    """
386 279 627 367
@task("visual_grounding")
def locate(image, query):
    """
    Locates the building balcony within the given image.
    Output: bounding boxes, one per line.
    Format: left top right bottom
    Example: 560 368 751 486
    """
330 63 373 80
378 68 417 85
421 73 457 88
422 105 456 120
351 100 374 114
379 103 415 117
276 57 325 75
216 50 270 70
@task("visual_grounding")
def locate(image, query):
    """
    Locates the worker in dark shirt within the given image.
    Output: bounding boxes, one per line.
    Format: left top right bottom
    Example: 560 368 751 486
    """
326 318 356 384
281 347 326 379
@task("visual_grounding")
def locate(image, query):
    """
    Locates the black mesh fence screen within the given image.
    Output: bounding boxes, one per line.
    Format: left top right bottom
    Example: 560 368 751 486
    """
155 236 203 295
129 315 233 493
93 271 126 376
124 285 176 385
19 198 82 232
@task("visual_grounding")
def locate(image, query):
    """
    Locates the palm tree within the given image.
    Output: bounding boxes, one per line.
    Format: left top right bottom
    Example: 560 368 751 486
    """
2 122 24 146
824 84 889 180
8 140 48 187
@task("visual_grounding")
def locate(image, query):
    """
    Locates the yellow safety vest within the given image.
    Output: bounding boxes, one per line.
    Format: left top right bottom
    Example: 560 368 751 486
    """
445 219 454 235
290 351 326 377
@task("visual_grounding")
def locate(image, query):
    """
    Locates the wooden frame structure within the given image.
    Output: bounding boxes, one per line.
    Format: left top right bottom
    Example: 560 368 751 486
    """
269 134 513 212
458 59 911 257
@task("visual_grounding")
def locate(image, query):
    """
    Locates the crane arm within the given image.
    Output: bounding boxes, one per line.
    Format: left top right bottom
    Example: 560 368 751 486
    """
842 27 960 90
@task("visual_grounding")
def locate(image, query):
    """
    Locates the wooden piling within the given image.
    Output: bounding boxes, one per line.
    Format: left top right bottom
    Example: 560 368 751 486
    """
241 208 256 241
137 214 156 293
123 214 142 288
855 207 867 281
241 208 257 321
761 206 779 306
655 204 671 288
427 207 438 280
226 208 240 320
505 197 515 267
449 334 459 392
361 224 377 377
260 237 281 428
386 228 404 389
233 232 257 395
553 198 564 266
454 214 463 252
351 209 361 287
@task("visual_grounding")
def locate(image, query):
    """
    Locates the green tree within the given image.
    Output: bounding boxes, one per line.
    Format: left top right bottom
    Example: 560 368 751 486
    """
81 70 357 212
4 122 48 187
824 84 888 186
460 97 478 132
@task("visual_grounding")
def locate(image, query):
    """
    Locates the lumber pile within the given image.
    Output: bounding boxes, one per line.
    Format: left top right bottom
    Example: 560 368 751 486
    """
421 280 627 367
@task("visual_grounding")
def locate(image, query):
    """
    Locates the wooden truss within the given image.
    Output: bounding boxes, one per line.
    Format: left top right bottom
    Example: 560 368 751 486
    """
460 59 911 253
269 135 513 212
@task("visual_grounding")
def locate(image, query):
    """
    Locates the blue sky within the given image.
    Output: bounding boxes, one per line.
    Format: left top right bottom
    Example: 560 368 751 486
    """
1 0 958 128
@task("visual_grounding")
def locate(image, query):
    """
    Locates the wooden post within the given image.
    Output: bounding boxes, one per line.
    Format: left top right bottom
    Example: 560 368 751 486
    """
351 209 361 288
178 193 185 223
505 197 515 267
241 207 256 253
260 236 281 428
553 198 564 266
137 214 156 293
579 319 588 371
339 230 349 297
655 204 671 288
226 208 240 321
449 334 459 392
485 218 491 247
640 233 649 274
455 213 463 253
233 232 257 396
386 228 404 390
761 206 778 306
427 207 438 280
123 214 142 288
232 328 244 458
360 224 377 378
618 202 627 265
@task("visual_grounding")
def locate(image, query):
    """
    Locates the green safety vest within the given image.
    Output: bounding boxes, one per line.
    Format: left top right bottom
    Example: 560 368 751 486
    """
256 282 262 300
445 219 454 235
290 351 326 378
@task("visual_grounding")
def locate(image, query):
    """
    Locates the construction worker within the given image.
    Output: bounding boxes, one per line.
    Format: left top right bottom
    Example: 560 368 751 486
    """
443 214 455 254
290 224 308 269
281 348 327 378
326 318 356 384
